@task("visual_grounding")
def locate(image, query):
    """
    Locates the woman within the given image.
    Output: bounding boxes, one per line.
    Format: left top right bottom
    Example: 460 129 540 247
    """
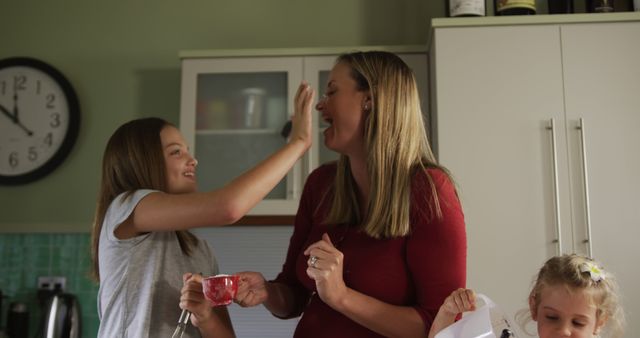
184 51 467 337
91 82 314 338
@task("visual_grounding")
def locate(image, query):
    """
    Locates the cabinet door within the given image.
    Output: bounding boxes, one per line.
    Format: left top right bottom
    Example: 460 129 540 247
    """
302 56 338 172
562 22 640 336
180 57 304 215
303 53 430 173
433 25 570 324
400 53 431 145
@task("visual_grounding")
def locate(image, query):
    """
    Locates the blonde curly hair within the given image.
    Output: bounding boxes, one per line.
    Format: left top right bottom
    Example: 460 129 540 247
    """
516 254 625 338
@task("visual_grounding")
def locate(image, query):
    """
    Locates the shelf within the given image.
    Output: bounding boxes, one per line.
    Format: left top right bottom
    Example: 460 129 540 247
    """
432 12 640 29
196 128 279 135
232 215 295 226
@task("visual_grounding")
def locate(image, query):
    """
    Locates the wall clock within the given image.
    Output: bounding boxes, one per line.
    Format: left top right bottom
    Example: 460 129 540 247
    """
0 57 80 185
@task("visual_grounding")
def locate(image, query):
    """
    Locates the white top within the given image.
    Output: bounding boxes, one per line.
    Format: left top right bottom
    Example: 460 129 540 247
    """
97 189 219 338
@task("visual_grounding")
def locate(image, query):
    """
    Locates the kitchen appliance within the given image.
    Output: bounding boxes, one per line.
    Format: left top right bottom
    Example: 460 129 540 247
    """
6 302 28 338
0 289 3 335
0 290 5 338
42 291 81 338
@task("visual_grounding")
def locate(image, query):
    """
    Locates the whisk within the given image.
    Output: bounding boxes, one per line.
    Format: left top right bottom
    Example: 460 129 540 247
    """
171 272 202 338
170 309 191 338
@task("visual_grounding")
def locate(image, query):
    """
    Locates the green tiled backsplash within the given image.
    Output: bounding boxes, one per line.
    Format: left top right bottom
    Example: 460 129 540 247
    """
0 233 99 337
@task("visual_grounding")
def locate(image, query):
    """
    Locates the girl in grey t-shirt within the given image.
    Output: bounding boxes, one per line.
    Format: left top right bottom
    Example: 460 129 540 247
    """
90 82 315 337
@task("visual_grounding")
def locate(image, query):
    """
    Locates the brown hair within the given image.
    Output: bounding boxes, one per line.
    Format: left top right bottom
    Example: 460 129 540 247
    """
324 51 454 238
90 117 198 281
519 254 625 337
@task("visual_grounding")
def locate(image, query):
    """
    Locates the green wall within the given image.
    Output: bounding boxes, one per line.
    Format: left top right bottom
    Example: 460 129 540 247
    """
0 233 98 336
0 2 439 333
0 0 440 232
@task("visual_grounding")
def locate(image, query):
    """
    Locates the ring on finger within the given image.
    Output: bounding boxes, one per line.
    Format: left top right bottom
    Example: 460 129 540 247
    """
309 255 319 268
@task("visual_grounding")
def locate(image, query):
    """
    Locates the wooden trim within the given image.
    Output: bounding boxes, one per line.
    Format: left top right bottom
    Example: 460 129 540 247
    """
232 215 295 226
180 45 428 59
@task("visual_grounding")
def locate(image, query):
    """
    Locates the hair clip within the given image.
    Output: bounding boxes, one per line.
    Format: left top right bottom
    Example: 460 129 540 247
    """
580 261 605 283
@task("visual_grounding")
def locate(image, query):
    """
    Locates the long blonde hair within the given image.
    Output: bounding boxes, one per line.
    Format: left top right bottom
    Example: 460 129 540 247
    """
90 117 198 281
518 254 625 337
324 51 453 238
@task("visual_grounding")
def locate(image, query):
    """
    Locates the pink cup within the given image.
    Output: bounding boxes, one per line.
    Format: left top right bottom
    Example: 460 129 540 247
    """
202 274 239 306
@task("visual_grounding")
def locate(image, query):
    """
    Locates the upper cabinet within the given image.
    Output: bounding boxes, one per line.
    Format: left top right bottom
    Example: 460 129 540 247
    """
179 47 428 216
430 15 640 336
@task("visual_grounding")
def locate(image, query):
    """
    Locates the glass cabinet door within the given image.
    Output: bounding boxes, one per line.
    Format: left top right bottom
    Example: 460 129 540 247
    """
180 52 427 216
180 57 304 215
303 56 339 173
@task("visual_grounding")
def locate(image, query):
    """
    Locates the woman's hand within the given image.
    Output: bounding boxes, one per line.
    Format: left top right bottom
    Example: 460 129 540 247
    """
234 271 269 307
179 273 214 328
288 81 315 149
303 233 349 310
441 288 476 317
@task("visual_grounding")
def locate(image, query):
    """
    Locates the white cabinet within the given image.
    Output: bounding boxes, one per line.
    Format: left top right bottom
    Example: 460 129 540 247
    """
180 56 303 215
179 48 428 216
430 17 640 336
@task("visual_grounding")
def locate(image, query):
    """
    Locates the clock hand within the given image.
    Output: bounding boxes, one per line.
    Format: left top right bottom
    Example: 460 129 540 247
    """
2 94 33 136
0 104 16 122
0 106 33 135
13 91 20 122
10 90 34 136
14 119 34 136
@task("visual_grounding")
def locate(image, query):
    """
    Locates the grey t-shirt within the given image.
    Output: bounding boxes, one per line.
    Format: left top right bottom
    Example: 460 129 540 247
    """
97 189 219 338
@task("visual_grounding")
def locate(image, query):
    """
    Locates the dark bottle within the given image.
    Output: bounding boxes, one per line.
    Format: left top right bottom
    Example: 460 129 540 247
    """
447 0 486 17
617 0 635 11
495 0 537 15
586 0 615 12
548 0 574 13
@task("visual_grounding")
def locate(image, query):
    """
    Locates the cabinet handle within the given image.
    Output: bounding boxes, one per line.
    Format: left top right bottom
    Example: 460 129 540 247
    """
280 120 292 138
577 118 593 258
547 118 563 255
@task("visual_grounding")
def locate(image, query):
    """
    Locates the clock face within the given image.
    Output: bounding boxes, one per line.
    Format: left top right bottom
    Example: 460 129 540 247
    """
0 57 80 185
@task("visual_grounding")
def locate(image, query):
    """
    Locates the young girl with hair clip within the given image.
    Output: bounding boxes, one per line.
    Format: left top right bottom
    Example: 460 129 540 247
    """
90 82 314 338
428 254 625 338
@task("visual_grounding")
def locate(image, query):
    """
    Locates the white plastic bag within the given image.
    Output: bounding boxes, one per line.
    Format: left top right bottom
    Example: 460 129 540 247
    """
434 294 515 338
